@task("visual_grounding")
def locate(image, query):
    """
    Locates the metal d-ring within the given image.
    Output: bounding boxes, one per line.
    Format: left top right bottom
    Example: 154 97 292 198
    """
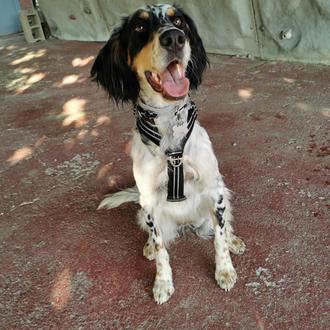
168 156 183 167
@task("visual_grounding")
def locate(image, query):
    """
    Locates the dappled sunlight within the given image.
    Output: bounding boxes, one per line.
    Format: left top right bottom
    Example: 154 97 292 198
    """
76 128 100 140
72 56 94 67
55 74 88 87
63 126 102 148
18 72 45 93
7 147 33 166
77 129 89 140
0 44 20 51
6 45 18 51
10 49 47 65
7 136 46 166
97 163 112 180
34 135 47 147
90 129 99 137
125 139 132 156
61 111 113 150
6 71 46 94
61 98 88 127
294 102 328 115
63 138 76 150
50 269 72 310
6 76 26 91
27 72 46 84
96 115 111 126
61 74 79 85
283 77 296 84
295 102 311 111
107 175 120 188
238 88 253 101
60 110 112 150
321 108 330 117
63 129 99 150
15 67 36 74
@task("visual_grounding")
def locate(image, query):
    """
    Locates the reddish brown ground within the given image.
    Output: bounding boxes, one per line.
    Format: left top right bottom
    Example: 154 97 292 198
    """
0 33 329 329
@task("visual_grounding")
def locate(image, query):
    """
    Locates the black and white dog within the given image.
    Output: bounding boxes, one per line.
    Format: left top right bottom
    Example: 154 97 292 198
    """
91 4 245 304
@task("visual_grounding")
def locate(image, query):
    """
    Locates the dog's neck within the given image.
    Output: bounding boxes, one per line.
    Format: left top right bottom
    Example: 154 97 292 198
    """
136 96 191 143
136 96 189 117
134 96 197 154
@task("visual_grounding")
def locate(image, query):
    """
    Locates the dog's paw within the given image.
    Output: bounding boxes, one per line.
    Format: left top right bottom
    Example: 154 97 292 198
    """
153 278 175 304
215 267 237 291
143 241 155 260
228 235 246 255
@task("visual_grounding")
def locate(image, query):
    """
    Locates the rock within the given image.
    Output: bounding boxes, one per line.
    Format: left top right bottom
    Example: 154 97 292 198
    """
256 267 270 277
264 281 278 288
245 282 261 289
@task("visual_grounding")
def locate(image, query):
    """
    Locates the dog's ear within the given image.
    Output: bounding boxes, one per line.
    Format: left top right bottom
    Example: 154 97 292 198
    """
175 7 209 90
90 19 139 103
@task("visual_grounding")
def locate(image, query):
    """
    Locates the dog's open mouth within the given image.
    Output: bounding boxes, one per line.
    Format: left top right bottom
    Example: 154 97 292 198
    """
145 61 190 100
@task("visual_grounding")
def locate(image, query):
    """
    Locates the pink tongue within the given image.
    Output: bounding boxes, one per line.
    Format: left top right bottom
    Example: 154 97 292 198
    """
161 62 189 98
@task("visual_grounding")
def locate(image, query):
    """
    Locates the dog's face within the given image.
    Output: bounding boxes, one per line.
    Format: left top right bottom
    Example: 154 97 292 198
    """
91 4 208 105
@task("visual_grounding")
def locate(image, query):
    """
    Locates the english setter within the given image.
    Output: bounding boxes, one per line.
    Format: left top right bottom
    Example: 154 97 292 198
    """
91 4 245 304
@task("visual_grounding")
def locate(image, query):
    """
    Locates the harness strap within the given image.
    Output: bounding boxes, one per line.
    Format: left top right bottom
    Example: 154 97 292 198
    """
166 150 185 201
134 101 198 202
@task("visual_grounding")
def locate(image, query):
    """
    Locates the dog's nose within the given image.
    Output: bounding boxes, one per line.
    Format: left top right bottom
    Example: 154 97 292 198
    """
159 29 186 52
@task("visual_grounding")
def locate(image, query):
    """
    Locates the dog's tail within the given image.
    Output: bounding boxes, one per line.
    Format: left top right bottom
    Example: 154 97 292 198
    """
97 186 140 210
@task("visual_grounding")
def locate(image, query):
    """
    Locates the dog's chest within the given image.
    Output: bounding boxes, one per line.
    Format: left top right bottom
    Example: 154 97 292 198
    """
147 132 213 192
132 101 220 204
155 107 190 151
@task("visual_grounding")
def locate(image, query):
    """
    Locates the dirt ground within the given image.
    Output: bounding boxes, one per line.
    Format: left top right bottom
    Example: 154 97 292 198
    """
0 33 329 329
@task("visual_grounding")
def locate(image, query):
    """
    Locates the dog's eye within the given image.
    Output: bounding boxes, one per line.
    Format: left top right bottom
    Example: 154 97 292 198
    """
135 24 145 33
173 17 182 27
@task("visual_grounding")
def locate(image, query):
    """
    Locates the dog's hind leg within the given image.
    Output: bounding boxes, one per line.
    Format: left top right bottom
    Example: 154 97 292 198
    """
138 209 174 304
211 191 238 291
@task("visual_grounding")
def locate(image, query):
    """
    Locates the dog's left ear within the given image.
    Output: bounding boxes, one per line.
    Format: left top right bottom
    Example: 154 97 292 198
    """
90 19 139 103
176 7 209 90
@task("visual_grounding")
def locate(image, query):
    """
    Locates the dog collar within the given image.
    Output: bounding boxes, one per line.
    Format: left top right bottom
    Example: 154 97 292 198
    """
134 101 198 202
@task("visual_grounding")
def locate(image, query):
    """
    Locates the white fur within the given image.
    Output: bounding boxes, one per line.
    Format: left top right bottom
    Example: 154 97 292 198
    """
97 186 139 210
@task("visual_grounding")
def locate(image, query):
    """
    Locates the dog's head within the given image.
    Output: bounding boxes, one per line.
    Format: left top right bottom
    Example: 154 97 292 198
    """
91 4 208 105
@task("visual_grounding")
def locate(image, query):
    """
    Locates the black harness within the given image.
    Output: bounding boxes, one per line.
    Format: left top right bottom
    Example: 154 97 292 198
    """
134 101 198 202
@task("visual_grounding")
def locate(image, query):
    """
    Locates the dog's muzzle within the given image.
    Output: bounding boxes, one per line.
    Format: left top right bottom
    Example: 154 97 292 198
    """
145 27 189 100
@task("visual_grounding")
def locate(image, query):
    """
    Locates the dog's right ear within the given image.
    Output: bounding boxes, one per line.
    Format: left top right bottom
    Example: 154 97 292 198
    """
90 20 139 103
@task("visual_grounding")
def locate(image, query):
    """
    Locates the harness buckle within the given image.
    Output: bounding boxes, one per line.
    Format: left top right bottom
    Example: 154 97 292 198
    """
167 151 184 168
168 156 183 167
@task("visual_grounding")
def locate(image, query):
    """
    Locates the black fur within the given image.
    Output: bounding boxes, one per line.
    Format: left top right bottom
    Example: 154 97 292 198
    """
174 6 209 90
90 20 140 103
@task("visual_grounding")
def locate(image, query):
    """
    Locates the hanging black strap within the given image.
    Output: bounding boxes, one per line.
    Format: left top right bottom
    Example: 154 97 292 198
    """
134 102 198 202
166 150 185 201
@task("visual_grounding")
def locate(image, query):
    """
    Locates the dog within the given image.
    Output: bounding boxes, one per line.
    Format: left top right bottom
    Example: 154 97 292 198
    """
91 4 245 304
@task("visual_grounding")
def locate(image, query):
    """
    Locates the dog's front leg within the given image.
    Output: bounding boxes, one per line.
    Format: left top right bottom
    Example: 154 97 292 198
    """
211 195 238 291
145 212 174 304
